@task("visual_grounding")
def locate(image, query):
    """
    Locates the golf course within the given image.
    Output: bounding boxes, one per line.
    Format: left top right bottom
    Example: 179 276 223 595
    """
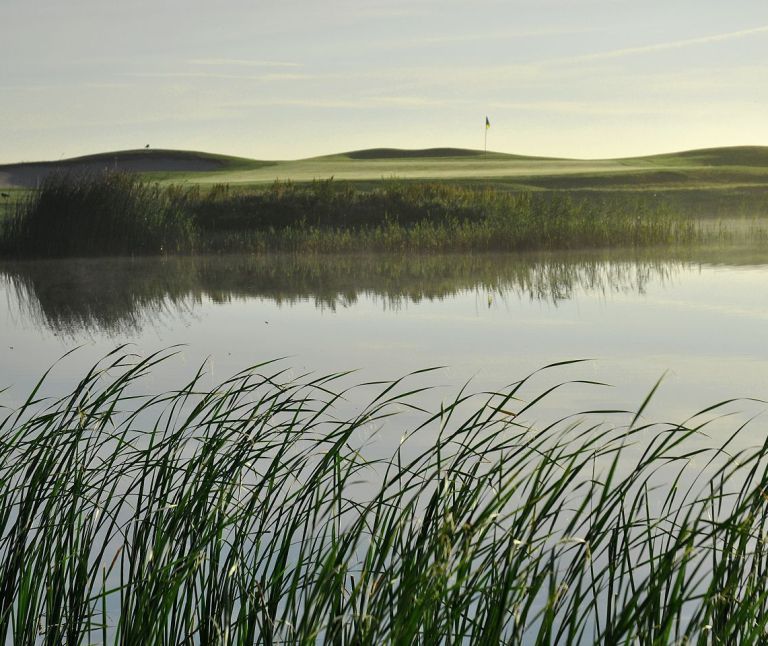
1 145 767 258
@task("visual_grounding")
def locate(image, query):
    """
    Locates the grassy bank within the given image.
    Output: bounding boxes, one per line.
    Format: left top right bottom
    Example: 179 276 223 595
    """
0 171 704 257
2 352 768 642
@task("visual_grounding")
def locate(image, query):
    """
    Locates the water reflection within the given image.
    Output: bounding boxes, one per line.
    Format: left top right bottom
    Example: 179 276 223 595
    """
0 248 760 336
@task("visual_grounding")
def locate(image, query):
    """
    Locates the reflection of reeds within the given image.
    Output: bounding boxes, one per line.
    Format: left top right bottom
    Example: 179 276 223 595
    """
0 257 200 336
1 173 702 256
1 351 767 642
0 252 682 335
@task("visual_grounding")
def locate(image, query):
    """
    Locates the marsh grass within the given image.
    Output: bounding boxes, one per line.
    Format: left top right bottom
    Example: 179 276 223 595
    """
1 172 197 257
2 351 768 643
1 172 702 257
197 180 698 253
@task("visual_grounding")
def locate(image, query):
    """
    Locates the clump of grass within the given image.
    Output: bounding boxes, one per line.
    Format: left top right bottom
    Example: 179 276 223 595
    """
1 351 768 643
2 171 197 257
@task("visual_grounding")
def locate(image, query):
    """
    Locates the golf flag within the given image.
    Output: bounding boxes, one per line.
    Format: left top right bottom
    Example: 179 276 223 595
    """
485 116 491 129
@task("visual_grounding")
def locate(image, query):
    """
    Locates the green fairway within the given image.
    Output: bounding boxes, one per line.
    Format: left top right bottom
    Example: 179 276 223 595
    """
162 146 768 190
2 145 768 191
184 151 625 186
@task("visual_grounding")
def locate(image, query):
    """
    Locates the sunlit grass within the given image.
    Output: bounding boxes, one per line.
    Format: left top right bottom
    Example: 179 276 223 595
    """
1 351 768 642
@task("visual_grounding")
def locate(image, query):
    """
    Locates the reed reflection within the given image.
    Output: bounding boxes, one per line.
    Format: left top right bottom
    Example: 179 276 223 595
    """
1 249 747 337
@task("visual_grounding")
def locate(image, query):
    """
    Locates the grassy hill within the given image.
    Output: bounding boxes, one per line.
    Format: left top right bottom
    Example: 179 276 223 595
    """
1 145 768 192
636 146 768 168
0 149 273 188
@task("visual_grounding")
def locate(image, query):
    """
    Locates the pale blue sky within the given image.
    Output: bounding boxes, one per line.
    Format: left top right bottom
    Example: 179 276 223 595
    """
2 0 767 162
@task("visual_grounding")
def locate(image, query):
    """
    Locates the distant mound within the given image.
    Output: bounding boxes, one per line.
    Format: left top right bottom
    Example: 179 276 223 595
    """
644 146 768 167
66 148 254 169
3 144 767 189
0 149 272 188
345 148 485 160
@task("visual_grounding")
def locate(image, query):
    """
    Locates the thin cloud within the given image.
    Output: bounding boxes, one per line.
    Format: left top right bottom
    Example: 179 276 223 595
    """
224 96 450 110
417 26 601 46
486 99 740 117
225 96 762 117
123 71 312 81
188 59 301 68
565 24 768 63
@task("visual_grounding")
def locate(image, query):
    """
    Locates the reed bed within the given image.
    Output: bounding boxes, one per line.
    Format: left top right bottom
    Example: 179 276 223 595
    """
1 351 768 643
0 172 700 257
1 173 197 257
196 180 698 253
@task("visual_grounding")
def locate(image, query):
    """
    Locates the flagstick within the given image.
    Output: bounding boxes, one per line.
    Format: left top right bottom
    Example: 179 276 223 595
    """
484 127 487 157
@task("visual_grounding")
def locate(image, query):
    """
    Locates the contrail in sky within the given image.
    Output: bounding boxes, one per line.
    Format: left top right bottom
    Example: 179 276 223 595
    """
570 24 768 62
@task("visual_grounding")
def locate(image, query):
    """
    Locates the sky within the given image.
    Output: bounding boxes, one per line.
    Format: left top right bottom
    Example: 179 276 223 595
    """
2 0 767 163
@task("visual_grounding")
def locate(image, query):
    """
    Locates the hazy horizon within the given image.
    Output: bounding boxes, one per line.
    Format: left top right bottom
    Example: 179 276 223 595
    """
3 0 767 164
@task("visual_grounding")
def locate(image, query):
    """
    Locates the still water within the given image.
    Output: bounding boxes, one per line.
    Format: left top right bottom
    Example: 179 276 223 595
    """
1 249 768 436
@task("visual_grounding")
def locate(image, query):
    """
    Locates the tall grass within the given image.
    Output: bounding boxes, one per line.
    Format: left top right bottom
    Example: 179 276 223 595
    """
0 173 702 257
2 351 768 643
1 172 197 257
197 180 699 253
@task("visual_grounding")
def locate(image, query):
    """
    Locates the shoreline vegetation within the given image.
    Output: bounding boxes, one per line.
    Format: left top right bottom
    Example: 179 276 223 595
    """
2 351 768 642
0 170 728 257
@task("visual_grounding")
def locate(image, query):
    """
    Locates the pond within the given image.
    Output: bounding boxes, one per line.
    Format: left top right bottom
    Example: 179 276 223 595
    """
3 247 768 642
2 247 767 428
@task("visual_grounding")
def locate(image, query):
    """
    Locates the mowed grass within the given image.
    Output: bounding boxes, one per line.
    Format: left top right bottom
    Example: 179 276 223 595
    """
183 153 628 187
2 351 768 643
3 146 768 192
150 145 768 190
148 145 768 194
